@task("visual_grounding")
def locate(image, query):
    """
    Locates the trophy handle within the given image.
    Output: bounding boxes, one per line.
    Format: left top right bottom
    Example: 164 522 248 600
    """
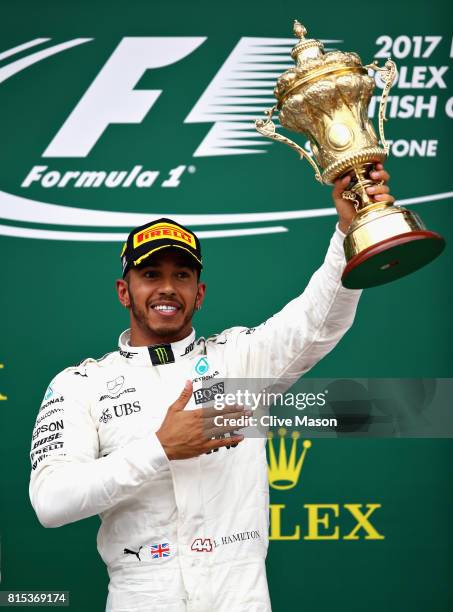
255 106 323 182
365 59 397 156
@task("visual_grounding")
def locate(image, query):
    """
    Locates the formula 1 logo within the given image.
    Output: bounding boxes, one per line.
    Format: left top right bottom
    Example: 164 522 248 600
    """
0 34 316 242
11 38 309 201
1 36 310 160
0 34 448 243
36 36 302 159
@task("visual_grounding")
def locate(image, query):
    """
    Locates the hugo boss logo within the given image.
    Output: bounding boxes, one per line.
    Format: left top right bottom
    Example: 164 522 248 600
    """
194 381 225 405
181 341 195 356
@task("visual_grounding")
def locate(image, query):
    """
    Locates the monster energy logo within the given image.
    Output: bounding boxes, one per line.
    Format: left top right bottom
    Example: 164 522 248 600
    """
155 347 168 363
149 344 175 366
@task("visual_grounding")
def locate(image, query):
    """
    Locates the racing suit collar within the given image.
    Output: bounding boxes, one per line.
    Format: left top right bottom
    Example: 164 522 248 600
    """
118 328 196 366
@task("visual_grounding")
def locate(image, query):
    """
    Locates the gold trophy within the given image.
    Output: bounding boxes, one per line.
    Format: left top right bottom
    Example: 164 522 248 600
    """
256 21 445 289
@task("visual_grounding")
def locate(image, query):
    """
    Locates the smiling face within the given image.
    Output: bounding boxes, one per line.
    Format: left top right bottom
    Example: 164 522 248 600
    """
116 249 206 346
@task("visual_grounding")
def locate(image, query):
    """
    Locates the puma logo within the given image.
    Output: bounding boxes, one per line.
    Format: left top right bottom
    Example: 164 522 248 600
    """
123 546 143 561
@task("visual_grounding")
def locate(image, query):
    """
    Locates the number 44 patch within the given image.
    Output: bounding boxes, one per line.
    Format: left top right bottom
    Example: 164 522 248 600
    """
191 538 213 552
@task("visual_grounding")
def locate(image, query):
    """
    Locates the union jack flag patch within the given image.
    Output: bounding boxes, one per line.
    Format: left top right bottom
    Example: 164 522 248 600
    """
151 543 170 559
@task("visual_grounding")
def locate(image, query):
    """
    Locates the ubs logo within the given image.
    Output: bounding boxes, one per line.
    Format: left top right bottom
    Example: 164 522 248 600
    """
99 408 112 424
100 401 142 423
113 401 141 417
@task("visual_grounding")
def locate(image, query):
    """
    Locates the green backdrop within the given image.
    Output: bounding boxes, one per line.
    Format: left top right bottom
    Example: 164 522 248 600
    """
0 0 452 610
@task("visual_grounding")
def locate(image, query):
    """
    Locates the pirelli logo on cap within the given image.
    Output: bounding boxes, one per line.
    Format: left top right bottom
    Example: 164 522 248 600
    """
133 222 196 249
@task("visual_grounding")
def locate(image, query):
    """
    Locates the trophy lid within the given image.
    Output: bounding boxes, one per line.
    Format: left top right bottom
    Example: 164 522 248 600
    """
274 20 364 107
291 20 324 63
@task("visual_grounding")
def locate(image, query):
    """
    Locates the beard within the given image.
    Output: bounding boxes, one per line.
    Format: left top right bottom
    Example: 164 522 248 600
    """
129 291 196 343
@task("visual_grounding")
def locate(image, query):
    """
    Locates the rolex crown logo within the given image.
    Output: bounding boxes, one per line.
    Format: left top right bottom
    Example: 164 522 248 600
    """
268 428 311 490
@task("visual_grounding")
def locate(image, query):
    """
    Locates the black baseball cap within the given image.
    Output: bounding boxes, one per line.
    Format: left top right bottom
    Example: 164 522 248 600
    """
120 218 203 277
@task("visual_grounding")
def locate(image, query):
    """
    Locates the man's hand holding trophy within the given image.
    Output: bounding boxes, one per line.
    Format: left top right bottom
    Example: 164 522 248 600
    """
256 20 445 288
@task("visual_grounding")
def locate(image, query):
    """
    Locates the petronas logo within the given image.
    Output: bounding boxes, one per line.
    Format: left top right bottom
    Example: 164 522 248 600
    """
155 347 169 364
195 357 209 375
267 428 311 491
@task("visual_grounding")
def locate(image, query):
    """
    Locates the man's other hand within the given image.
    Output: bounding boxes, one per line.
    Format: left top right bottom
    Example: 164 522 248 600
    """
156 380 248 460
332 163 395 234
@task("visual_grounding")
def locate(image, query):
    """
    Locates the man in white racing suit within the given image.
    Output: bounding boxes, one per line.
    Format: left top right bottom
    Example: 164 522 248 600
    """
29 167 394 611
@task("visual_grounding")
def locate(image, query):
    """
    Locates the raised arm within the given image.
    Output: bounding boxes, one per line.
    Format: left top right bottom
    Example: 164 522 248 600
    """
221 223 362 380
220 165 393 380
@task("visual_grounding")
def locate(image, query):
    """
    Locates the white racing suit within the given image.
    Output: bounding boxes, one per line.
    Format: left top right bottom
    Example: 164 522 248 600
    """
29 227 361 612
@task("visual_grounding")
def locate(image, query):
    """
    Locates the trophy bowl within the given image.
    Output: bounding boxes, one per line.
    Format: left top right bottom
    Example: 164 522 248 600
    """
255 21 445 289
